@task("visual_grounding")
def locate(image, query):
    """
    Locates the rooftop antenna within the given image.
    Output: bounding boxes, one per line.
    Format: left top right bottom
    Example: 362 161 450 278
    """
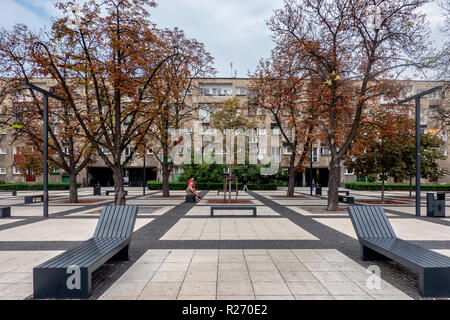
234 70 237 78
230 62 233 78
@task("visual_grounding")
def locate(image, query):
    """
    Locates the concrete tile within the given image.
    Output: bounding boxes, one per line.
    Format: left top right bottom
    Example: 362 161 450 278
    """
249 271 284 282
372 294 412 300
256 295 294 300
246 262 278 272
184 271 217 282
217 295 255 300
150 271 186 283
275 262 308 272
0 272 30 283
280 271 317 282
179 282 216 296
334 295 374 300
303 262 337 272
189 262 218 272
252 281 292 296
286 281 329 295
178 295 216 300
245 255 272 263
140 282 182 297
321 281 368 296
218 263 247 272
311 271 349 283
295 295 335 300
355 281 406 296
217 281 253 296
220 255 246 263
159 263 190 272
218 271 250 282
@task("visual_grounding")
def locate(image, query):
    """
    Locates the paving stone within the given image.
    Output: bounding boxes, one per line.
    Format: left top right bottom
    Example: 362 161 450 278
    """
217 281 254 296
252 281 292 296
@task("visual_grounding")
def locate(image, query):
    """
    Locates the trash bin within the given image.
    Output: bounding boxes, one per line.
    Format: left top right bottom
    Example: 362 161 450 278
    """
94 184 101 196
316 186 322 196
427 192 445 217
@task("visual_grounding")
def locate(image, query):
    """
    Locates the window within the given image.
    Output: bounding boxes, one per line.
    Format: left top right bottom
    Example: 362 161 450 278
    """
0 168 6 175
199 108 210 123
441 149 447 156
199 87 209 96
102 148 111 155
321 146 330 156
429 105 439 117
0 148 6 155
186 88 192 95
147 149 154 155
430 90 441 100
212 88 221 96
312 147 318 162
283 146 292 154
236 87 246 96
272 127 280 136
258 108 266 116
441 130 448 142
13 146 17 155
64 147 70 155
271 147 280 162
13 166 20 175
259 128 266 135
259 147 266 155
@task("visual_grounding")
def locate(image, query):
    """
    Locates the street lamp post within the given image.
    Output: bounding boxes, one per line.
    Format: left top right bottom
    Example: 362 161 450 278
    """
24 82 64 218
398 85 442 217
143 153 146 196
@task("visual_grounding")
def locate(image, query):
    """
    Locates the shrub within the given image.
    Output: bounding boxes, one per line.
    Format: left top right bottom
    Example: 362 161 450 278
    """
344 182 450 191
146 180 277 190
0 182 81 190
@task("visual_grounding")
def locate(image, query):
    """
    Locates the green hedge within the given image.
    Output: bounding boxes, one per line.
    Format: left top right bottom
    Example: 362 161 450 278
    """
147 181 277 191
0 182 81 190
345 182 450 191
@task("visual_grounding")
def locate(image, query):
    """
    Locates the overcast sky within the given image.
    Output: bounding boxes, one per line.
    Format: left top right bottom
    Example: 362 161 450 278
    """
1 0 447 78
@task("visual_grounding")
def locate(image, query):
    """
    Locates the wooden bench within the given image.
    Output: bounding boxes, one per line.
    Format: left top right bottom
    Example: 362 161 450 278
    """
348 205 450 297
339 190 350 196
0 206 10 218
0 191 17 196
105 190 128 196
338 195 354 203
33 205 138 299
210 206 257 217
24 195 44 204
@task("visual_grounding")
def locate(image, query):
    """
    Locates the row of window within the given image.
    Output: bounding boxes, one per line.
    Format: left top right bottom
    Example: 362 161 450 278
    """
197 87 246 96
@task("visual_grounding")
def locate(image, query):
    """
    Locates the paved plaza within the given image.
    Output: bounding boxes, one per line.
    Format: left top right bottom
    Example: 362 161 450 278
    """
0 187 449 300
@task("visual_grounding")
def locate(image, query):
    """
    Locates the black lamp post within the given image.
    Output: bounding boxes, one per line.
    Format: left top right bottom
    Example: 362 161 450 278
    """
24 82 64 218
398 85 442 217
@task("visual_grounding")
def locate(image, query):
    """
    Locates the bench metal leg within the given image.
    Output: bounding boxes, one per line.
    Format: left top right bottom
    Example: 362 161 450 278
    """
110 245 130 261
361 245 391 261
420 268 450 297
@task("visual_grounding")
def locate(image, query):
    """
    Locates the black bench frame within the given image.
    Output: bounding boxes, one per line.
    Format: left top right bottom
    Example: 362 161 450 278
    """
338 195 354 203
105 190 128 196
24 195 44 204
339 190 350 196
33 205 138 299
0 206 10 218
210 206 257 217
348 205 450 297
186 195 195 203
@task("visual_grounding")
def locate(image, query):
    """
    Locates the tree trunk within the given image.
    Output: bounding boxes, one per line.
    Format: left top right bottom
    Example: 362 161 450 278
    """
381 176 385 203
161 160 170 197
113 165 126 205
327 158 340 211
69 172 78 203
287 151 296 197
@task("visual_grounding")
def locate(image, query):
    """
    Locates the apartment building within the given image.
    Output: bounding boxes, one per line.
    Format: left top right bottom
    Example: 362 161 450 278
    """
0 78 448 187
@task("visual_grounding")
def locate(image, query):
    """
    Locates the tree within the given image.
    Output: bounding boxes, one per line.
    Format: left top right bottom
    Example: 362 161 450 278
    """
0 25 93 202
147 28 214 197
268 0 433 210
249 51 317 197
14 147 44 180
348 108 413 202
210 98 255 200
26 0 206 205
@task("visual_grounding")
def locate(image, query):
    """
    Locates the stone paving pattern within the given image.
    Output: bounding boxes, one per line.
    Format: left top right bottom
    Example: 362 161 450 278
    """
0 188 448 300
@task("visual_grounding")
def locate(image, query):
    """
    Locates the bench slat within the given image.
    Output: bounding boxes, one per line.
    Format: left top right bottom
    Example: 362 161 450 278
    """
349 206 396 239
365 238 450 268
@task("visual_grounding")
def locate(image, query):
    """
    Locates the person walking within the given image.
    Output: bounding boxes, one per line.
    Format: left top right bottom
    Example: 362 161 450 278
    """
242 176 249 192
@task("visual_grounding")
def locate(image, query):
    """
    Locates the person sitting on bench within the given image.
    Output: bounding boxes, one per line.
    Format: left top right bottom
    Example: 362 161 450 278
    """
186 177 199 202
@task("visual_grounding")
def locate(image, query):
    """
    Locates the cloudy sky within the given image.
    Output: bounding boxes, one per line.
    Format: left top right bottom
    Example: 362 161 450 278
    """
0 0 447 78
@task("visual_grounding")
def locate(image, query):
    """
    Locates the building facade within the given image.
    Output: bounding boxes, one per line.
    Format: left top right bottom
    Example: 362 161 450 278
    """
0 78 448 187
